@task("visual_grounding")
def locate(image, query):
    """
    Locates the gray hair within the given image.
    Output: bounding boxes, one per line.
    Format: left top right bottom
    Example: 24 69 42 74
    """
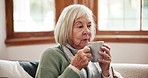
54 4 96 45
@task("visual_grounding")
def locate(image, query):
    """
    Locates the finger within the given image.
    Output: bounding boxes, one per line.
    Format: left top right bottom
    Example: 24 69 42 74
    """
103 44 111 50
99 51 111 60
104 55 111 61
98 59 111 64
77 48 91 62
81 55 90 66
76 50 85 59
83 59 89 67
101 46 111 57
85 53 92 58
83 46 90 53
103 44 111 56
84 54 92 62
78 50 90 60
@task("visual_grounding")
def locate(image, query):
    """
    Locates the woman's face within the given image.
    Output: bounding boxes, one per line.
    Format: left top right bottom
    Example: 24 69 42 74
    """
70 16 92 49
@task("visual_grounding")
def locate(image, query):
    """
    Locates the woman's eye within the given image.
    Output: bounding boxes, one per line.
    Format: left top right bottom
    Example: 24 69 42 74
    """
87 25 91 29
78 25 83 28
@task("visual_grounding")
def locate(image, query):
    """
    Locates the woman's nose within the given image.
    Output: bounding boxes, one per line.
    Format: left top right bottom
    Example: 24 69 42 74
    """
83 27 90 35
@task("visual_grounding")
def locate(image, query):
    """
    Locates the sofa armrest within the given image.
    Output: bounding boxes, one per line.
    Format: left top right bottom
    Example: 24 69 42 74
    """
111 63 148 78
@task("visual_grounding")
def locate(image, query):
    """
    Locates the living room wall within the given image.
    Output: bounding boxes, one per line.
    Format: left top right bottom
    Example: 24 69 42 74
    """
0 0 7 59
6 43 148 64
0 0 148 64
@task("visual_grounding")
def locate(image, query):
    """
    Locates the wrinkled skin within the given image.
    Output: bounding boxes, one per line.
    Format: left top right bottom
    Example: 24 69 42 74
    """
70 16 111 77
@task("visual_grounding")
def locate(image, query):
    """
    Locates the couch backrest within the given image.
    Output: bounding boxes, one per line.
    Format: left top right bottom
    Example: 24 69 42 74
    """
19 61 39 78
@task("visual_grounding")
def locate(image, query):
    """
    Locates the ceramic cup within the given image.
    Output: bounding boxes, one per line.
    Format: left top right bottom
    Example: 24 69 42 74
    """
87 41 104 62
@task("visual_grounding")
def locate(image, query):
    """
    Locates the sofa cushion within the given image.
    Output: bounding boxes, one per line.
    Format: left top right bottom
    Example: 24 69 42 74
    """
0 60 32 78
19 60 39 78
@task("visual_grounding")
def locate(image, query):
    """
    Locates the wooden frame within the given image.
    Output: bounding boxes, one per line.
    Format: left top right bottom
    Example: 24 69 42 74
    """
96 0 148 43
5 0 148 46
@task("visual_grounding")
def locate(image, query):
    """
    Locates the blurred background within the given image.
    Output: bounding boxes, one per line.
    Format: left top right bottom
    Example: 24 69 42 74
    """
0 0 148 64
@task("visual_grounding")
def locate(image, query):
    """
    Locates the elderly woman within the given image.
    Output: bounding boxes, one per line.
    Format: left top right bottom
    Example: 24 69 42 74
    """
35 4 122 78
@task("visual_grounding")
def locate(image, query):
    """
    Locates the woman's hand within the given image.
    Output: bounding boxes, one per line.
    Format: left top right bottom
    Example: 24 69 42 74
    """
98 44 111 77
71 46 92 70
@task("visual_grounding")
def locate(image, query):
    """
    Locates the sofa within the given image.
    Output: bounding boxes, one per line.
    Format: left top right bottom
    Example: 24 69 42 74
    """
0 60 38 78
0 60 148 78
111 63 148 78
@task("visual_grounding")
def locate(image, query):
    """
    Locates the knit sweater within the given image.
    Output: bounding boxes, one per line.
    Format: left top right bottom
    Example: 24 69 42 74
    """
35 45 80 78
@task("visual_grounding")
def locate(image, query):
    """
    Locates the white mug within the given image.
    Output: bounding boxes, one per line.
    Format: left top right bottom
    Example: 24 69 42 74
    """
87 41 104 62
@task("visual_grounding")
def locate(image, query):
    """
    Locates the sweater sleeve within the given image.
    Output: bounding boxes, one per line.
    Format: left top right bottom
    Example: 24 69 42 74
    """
35 47 80 78
58 66 80 78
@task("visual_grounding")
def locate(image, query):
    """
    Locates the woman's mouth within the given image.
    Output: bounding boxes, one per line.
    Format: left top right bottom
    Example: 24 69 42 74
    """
82 39 90 42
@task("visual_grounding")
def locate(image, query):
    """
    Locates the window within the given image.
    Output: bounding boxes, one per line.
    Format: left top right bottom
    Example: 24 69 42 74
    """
96 0 148 43
5 0 148 46
5 0 56 45
142 0 148 30
13 0 55 32
99 0 141 30
5 0 97 45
